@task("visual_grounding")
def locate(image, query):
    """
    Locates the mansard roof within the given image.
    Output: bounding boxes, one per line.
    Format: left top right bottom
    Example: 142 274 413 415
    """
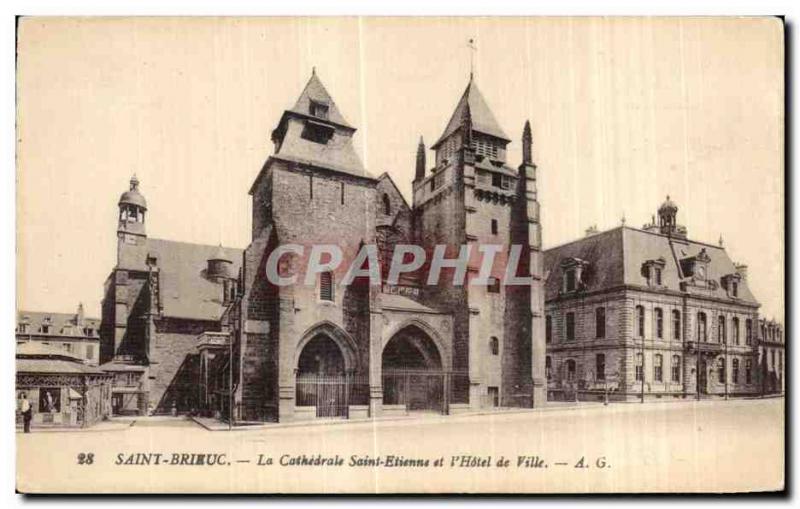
543 226 759 306
17 309 100 337
432 79 510 149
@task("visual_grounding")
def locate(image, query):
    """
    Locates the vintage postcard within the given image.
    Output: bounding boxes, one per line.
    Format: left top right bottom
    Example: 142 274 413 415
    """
14 16 784 494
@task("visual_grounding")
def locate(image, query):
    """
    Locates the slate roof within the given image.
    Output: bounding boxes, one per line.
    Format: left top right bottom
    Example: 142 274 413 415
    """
146 238 243 321
271 72 368 177
287 72 353 129
543 226 759 305
16 309 100 337
16 343 105 375
433 79 510 148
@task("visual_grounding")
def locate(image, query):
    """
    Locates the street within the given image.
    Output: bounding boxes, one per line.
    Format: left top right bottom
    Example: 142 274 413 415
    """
17 398 784 494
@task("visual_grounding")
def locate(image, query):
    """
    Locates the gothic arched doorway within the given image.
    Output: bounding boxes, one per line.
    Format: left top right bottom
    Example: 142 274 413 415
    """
382 325 446 413
296 334 348 417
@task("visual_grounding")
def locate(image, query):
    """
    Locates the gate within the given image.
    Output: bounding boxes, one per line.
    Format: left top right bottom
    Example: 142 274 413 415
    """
382 369 453 414
295 374 369 418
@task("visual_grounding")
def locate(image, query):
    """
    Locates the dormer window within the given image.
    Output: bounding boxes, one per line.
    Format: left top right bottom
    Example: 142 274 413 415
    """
642 258 666 287
565 269 576 292
309 100 329 120
560 257 589 294
721 273 742 299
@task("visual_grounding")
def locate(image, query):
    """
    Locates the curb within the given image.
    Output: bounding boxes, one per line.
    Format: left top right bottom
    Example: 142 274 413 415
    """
16 419 135 434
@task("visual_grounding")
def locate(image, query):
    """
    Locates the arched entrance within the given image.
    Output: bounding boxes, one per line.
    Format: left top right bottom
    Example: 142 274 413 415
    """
382 325 446 413
296 334 349 418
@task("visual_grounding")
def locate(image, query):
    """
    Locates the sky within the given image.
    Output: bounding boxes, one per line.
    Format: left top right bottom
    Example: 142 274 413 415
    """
16 17 784 320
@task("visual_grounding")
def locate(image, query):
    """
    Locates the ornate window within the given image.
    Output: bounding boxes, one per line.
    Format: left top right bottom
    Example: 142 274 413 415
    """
654 354 663 382
717 357 726 384
595 307 605 339
566 359 576 381
732 359 740 383
697 312 707 342
732 317 740 345
718 315 726 344
746 319 753 345
635 353 644 382
672 310 681 340
671 355 681 382
566 312 575 341
596 353 605 381
636 306 645 338
655 308 664 339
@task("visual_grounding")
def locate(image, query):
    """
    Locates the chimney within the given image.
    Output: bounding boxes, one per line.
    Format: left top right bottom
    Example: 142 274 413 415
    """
735 263 748 281
585 225 599 237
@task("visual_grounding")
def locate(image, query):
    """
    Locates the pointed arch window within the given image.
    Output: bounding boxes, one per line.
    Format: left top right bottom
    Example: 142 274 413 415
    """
382 193 391 215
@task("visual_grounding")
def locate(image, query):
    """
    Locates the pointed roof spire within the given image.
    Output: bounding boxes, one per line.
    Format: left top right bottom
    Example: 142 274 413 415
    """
522 120 533 164
415 136 426 182
288 70 353 129
432 79 510 149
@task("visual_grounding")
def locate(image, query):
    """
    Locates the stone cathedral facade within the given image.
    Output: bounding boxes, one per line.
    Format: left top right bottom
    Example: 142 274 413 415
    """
99 72 547 421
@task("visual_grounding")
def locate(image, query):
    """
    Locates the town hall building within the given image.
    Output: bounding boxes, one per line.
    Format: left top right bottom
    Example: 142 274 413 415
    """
99 71 548 421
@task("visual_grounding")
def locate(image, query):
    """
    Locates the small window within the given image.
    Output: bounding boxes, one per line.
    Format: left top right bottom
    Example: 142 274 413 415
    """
717 357 726 383
491 173 502 188
545 315 552 344
655 267 662 286
18 324 28 334
746 319 753 345
319 271 334 301
595 307 605 339
731 281 739 297
63 343 72 353
41 325 50 334
595 354 605 381
309 100 329 120
491 219 498 235
732 359 740 383
566 312 575 341
489 337 499 356
545 356 552 380
745 359 753 384
487 277 500 294
382 193 390 215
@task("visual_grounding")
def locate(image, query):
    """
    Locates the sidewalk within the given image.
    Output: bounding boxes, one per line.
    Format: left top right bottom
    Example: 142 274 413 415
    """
16 419 135 434
190 400 605 432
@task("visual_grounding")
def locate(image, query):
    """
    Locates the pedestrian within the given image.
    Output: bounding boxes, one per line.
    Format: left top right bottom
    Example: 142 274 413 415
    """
20 392 32 433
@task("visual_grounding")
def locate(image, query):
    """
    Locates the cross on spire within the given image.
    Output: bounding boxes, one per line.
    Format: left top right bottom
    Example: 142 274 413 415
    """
467 38 477 79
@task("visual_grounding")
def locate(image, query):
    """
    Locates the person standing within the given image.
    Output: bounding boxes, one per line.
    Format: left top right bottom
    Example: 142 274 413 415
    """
19 393 32 433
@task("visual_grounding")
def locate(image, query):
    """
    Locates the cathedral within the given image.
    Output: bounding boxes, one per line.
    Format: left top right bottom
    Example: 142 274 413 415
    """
99 71 547 421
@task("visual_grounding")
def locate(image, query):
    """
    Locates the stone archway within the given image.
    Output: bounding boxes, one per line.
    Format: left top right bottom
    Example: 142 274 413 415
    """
295 322 358 418
382 325 446 412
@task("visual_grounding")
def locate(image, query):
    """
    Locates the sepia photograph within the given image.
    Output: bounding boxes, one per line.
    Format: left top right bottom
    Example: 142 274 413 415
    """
12 14 785 494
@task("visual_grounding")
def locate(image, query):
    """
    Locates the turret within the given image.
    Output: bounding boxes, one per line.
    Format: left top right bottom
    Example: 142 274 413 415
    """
118 174 147 238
